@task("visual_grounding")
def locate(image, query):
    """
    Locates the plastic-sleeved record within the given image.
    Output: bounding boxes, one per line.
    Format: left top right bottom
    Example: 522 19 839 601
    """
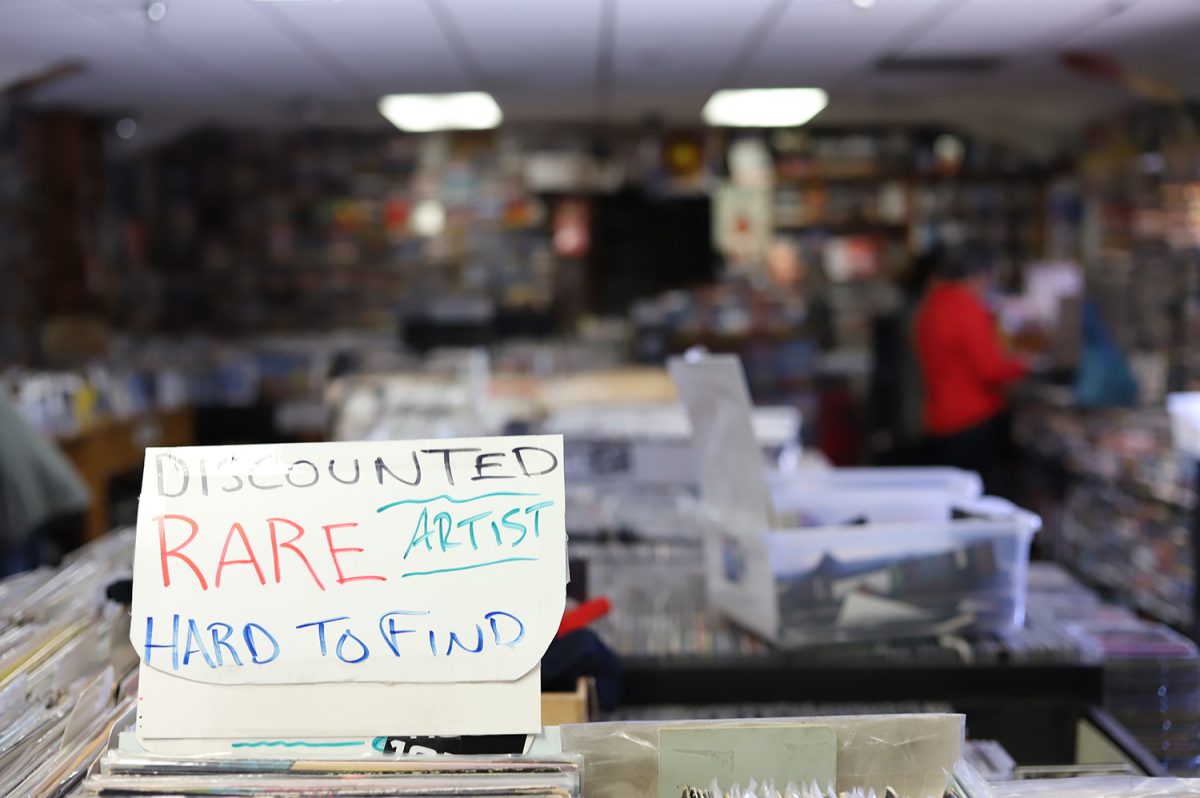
84 772 577 796
85 753 581 797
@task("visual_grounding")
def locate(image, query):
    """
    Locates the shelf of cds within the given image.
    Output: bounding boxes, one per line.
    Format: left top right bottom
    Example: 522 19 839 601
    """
1013 401 1197 631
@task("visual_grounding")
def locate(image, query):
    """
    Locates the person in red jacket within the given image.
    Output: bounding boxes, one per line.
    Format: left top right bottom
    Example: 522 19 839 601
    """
915 246 1027 488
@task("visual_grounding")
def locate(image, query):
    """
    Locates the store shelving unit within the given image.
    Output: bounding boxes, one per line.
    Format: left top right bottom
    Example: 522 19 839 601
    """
137 129 559 337
1013 104 1200 635
1014 402 1195 630
770 130 1049 283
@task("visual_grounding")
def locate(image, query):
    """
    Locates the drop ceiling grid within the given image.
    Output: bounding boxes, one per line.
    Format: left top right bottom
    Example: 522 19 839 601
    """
1068 0 1200 89
268 0 476 94
1 0 1197 129
9 0 255 109
739 0 952 89
611 0 781 89
441 0 605 89
147 0 349 97
899 0 1139 54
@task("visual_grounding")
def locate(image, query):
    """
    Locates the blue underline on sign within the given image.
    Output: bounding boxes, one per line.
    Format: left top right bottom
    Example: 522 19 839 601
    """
400 557 539 579
231 740 365 749
376 492 538 513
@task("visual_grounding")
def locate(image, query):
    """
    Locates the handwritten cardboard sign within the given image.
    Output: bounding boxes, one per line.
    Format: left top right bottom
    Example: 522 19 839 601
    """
130 436 566 687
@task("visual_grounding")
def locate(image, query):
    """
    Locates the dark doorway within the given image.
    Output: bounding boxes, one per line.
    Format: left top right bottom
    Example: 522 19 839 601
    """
586 188 716 315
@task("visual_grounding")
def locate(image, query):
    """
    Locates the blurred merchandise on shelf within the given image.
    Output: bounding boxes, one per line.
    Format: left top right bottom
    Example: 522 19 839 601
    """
981 777 1200 797
1075 104 1200 397
760 128 1047 290
131 129 568 336
326 349 498 440
1 332 411 440
1014 400 1195 629
490 323 631 376
996 260 1084 372
1014 397 1200 774
0 109 107 367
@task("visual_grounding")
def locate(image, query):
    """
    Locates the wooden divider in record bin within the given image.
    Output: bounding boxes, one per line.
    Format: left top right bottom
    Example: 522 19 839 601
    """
541 677 594 726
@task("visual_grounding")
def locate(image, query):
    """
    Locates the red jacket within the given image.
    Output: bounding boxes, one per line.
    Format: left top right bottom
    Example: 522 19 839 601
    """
915 282 1027 435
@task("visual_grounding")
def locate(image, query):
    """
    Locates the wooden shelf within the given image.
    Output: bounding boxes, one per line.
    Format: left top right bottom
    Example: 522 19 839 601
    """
58 408 195 540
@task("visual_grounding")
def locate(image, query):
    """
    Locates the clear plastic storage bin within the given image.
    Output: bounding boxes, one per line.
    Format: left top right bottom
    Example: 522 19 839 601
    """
765 504 1041 646
670 353 1040 647
771 486 963 527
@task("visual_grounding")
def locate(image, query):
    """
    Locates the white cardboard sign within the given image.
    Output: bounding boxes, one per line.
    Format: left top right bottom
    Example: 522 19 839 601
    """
667 355 780 641
130 436 566 694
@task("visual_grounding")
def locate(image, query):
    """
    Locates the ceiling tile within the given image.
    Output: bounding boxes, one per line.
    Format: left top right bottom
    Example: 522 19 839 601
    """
149 0 347 97
3 4 241 108
271 0 473 95
446 0 603 89
1069 0 1200 93
741 0 950 89
0 0 1189 131
903 0 1133 55
613 0 777 89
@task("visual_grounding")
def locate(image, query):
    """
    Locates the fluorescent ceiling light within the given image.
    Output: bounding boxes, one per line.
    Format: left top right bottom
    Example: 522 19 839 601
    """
377 92 503 133
702 88 828 128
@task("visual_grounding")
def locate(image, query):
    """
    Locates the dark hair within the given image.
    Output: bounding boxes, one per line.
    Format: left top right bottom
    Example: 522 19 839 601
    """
903 244 945 296
938 241 995 281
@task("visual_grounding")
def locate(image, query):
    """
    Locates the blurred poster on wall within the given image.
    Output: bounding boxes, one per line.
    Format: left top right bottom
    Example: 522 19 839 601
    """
553 198 590 259
713 182 772 273
824 236 879 282
662 131 706 192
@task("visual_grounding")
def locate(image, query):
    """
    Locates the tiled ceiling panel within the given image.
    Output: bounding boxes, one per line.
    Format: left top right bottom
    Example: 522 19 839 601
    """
0 0 1195 132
